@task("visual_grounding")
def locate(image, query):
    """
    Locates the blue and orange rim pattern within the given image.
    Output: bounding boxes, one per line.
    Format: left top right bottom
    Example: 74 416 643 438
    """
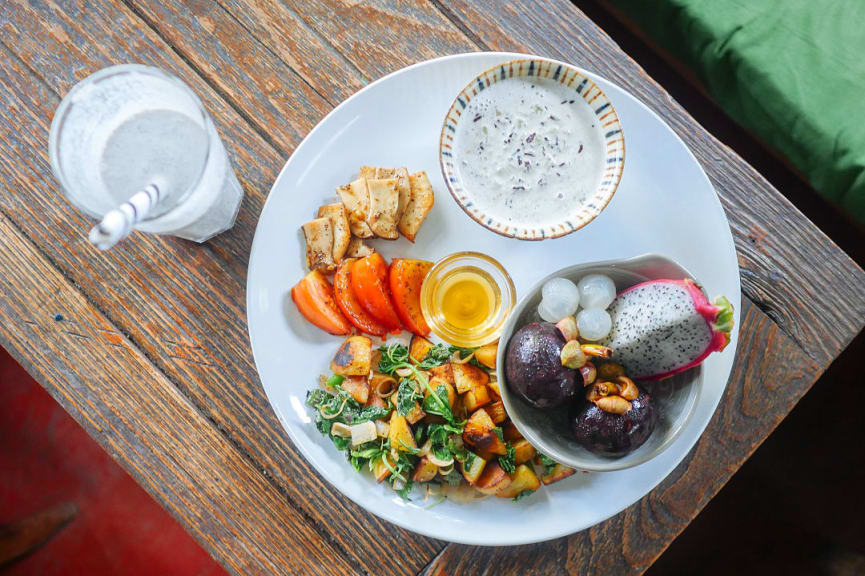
439 59 625 240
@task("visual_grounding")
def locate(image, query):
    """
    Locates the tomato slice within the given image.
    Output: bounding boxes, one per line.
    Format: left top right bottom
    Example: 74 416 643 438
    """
291 270 352 335
351 253 402 332
388 258 433 336
333 259 389 336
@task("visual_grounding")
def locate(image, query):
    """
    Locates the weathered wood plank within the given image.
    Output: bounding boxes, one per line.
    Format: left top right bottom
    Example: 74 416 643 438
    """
205 0 369 103
0 214 359 576
126 0 333 152
282 0 477 80
434 0 865 367
422 298 822 575
0 8 440 576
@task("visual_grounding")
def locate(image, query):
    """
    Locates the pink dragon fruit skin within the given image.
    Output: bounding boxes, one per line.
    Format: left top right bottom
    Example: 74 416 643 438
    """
599 278 734 381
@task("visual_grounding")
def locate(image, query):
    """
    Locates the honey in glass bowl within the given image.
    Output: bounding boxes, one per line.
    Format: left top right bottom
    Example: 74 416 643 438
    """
420 252 516 348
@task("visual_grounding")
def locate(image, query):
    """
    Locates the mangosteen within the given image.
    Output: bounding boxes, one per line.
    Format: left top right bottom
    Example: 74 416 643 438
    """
570 391 656 456
505 322 578 409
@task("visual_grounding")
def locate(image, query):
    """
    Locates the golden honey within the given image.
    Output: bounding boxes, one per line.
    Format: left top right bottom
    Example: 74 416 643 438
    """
420 252 516 348
437 268 497 331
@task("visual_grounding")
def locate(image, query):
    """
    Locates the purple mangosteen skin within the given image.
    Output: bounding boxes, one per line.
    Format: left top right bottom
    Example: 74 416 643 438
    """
505 322 578 409
570 391 657 457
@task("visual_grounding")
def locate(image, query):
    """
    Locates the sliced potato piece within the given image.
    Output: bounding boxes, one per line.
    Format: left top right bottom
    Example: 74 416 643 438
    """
337 179 373 238
389 412 417 452
475 461 513 495
512 438 537 465
409 334 435 363
488 380 501 398
463 385 491 413
365 178 400 239
341 375 369 404
486 400 507 424
495 464 540 498
460 452 487 484
364 391 388 410
463 408 507 455
502 421 523 441
372 453 394 482
540 463 577 485
413 456 439 482
301 217 336 272
452 362 489 394
345 237 374 258
474 341 498 370
405 403 426 425
317 203 351 262
428 363 454 385
330 336 372 376
399 171 434 242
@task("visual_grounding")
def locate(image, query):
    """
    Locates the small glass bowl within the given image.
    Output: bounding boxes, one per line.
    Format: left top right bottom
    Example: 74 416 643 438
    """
420 252 516 348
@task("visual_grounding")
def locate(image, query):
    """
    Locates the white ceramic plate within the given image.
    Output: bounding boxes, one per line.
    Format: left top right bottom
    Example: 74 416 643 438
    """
246 53 741 546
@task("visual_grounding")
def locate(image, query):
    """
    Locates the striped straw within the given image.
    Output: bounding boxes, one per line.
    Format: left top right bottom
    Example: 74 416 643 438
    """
88 183 161 250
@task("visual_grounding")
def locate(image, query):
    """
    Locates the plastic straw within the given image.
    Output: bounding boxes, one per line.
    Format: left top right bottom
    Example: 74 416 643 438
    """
88 183 161 250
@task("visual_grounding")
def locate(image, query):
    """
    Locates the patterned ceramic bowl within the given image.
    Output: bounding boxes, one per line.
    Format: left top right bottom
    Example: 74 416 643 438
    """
440 58 625 240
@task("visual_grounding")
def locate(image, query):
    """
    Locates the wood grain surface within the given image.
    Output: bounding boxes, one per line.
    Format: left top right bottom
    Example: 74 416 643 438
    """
0 215 359 576
0 0 862 575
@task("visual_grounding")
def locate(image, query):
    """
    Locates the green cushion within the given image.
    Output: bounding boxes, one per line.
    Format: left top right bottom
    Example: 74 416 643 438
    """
607 0 865 225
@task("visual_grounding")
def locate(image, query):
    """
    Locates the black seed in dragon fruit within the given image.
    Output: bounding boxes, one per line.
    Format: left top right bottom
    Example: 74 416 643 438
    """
599 279 734 380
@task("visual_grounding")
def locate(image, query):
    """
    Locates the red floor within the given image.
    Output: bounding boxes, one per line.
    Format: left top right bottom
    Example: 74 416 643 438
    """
0 346 228 575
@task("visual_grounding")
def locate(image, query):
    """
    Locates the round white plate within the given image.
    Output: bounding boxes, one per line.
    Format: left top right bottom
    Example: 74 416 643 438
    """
246 52 741 546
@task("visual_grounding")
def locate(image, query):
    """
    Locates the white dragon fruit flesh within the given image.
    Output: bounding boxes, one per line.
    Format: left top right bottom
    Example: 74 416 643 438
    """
600 278 734 380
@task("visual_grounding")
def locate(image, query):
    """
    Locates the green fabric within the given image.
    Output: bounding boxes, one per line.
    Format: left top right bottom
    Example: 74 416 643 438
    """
608 0 865 225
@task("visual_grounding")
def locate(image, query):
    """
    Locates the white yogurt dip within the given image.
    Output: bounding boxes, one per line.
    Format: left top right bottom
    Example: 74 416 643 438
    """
453 76 605 229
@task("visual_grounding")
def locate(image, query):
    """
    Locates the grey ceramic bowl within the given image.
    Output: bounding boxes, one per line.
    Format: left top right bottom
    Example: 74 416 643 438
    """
495 254 703 472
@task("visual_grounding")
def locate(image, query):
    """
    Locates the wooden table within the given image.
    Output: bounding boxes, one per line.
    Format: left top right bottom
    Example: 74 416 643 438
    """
1 1 863 574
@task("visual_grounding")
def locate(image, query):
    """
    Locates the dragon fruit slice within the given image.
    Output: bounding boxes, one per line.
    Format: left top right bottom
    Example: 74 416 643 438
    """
599 278 734 380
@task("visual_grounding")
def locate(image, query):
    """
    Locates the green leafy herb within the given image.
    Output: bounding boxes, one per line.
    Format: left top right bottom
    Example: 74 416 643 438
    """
513 489 536 502
492 426 504 443
396 378 422 416
379 445 418 500
379 343 454 422
378 343 410 374
421 384 455 422
416 343 454 370
498 442 516 474
537 453 558 476
306 385 392 474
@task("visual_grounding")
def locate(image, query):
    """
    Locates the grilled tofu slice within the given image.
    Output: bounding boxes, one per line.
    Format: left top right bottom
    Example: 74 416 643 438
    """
399 171 434 242
360 166 411 223
317 203 351 262
301 217 336 272
365 178 400 239
345 237 374 258
337 179 373 238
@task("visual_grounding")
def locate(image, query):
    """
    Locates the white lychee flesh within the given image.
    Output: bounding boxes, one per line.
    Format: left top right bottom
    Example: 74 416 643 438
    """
578 274 616 309
577 308 612 341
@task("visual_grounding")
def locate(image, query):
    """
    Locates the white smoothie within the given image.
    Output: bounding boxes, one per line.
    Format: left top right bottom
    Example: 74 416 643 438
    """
453 76 605 228
50 65 243 242
99 109 208 208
